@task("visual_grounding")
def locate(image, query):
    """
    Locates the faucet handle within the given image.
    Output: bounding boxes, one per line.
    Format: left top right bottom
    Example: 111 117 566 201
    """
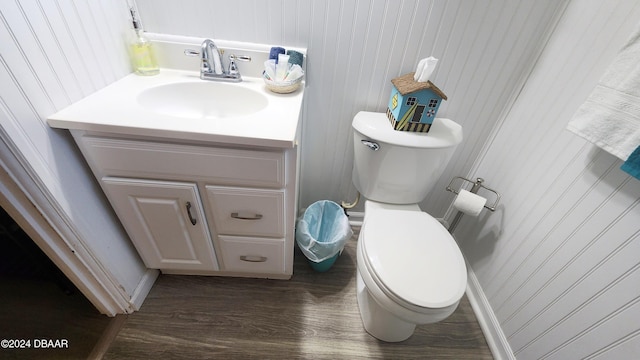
185 48 213 74
229 54 251 62
228 54 251 76
184 49 200 57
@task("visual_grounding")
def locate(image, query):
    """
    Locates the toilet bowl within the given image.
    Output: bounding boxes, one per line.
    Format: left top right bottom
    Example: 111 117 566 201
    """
355 201 467 342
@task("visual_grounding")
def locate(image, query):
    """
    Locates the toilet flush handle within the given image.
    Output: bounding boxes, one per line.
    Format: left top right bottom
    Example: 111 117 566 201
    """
361 139 380 151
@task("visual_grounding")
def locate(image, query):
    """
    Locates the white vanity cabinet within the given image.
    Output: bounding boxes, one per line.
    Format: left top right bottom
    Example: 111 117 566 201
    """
72 132 298 279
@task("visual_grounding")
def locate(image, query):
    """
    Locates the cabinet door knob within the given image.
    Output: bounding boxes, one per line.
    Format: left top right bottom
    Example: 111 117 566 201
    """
240 255 268 262
231 212 263 220
185 202 197 225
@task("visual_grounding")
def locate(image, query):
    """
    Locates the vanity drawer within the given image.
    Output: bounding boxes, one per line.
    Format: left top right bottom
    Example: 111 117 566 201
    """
219 235 285 274
79 136 286 188
206 186 285 237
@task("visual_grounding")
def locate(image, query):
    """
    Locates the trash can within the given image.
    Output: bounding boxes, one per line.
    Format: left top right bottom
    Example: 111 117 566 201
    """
295 200 353 272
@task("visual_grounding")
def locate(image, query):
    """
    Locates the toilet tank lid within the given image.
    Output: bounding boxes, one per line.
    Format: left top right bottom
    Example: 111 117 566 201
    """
353 111 463 149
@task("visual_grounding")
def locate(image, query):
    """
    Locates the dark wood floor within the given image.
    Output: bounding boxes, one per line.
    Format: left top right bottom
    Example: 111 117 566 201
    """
105 235 493 359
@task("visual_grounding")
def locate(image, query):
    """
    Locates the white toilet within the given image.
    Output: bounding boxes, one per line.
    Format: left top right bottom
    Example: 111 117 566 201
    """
352 111 467 342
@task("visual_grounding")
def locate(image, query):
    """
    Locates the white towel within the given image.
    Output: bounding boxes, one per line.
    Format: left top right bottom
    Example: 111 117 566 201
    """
567 26 640 160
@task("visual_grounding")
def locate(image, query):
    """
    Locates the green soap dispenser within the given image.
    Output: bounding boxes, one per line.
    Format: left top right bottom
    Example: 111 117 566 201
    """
128 7 159 76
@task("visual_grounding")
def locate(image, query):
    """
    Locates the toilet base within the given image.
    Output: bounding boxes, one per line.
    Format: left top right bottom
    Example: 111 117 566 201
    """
356 271 415 342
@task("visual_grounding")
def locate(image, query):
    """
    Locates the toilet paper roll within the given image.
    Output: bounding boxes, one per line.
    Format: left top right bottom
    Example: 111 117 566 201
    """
453 189 487 217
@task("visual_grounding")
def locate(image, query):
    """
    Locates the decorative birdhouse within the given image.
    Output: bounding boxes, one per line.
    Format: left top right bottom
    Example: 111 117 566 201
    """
386 72 447 133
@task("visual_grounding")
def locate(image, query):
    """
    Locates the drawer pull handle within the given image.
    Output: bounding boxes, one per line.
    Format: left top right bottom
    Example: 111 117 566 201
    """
185 202 197 225
231 212 263 220
240 255 268 262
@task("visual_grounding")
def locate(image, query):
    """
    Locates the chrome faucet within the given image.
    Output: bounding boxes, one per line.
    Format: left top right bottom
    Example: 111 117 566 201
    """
201 39 223 76
184 39 251 82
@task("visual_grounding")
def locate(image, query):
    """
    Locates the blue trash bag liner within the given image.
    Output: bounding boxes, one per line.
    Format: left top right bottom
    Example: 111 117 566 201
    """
295 200 353 263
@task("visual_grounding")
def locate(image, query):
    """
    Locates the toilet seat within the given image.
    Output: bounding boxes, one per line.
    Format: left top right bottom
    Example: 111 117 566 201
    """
360 209 467 310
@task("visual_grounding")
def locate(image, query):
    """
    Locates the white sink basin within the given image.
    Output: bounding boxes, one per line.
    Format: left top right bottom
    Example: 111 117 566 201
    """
136 81 269 119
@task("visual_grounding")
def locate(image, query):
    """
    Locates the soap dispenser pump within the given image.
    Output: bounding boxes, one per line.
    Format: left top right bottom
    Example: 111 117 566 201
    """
128 7 159 76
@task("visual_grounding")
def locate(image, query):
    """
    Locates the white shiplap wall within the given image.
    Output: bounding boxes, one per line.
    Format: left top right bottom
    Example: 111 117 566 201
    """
455 0 640 359
0 0 146 297
135 0 566 217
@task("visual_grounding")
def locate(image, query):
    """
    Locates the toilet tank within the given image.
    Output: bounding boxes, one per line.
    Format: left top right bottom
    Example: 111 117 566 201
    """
352 111 463 204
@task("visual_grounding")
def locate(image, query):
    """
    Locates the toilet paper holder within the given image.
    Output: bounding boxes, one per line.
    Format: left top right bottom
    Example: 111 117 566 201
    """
445 177 501 234
446 176 500 211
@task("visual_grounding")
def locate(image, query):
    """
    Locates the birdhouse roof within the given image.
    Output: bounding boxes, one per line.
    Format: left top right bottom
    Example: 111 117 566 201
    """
391 72 447 100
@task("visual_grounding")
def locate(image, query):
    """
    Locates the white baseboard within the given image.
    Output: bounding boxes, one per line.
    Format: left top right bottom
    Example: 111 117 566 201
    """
129 269 160 311
465 265 515 360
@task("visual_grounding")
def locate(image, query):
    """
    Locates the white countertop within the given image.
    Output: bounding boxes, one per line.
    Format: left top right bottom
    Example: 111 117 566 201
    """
48 69 304 148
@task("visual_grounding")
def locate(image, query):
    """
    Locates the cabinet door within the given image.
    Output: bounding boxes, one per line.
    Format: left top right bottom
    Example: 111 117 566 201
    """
102 177 219 271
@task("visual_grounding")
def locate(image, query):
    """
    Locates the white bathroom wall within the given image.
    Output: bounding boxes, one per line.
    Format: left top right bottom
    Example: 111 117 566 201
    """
0 1 147 304
455 0 640 358
135 0 566 216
